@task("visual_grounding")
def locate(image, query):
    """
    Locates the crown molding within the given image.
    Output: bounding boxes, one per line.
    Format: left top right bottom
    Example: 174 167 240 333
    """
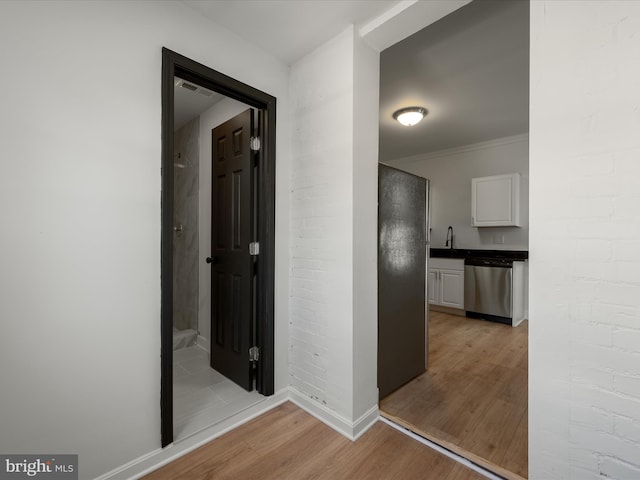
388 133 529 166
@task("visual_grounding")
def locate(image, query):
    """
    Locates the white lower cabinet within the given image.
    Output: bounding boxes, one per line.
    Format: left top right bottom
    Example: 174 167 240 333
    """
428 258 464 310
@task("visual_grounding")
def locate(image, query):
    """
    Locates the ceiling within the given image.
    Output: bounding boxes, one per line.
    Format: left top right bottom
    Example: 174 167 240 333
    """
174 78 224 130
183 0 400 66
175 0 401 130
379 0 529 161
177 0 529 161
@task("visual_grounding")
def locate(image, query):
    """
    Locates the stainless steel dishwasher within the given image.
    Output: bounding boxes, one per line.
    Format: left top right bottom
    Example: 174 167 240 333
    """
464 257 513 324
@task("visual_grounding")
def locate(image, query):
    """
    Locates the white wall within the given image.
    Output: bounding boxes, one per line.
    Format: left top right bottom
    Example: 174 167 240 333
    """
197 98 250 351
530 1 640 478
288 26 379 436
352 30 380 423
0 2 290 478
289 26 355 424
388 134 529 251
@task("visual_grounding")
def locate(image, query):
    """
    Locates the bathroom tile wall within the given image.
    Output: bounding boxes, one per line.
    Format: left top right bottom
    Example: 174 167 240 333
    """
173 117 200 332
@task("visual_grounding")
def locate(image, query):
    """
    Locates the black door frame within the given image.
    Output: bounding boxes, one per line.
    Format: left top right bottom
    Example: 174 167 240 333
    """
161 47 276 447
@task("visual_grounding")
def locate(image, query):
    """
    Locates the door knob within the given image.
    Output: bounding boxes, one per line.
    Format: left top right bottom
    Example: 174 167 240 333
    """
206 257 219 264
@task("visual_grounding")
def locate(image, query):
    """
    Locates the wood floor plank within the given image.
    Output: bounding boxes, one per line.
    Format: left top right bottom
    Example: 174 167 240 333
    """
232 402 318 455
380 311 528 479
232 414 347 480
142 432 251 480
499 406 528 478
463 398 524 466
143 402 486 480
332 423 453 479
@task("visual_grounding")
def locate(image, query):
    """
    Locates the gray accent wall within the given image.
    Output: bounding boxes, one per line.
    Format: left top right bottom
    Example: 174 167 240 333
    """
173 117 200 332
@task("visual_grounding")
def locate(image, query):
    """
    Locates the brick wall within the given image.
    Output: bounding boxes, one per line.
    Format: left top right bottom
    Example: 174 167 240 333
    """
530 2 640 478
289 28 356 418
288 27 380 429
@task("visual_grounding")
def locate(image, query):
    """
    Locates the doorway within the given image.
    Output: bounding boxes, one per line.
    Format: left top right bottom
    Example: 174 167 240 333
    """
376 1 529 479
161 48 276 447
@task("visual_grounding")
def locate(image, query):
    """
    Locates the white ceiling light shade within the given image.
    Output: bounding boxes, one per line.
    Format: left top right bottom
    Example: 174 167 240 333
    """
393 106 428 126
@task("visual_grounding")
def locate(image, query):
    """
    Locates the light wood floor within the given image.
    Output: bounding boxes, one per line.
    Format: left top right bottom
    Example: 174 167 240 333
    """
380 311 528 480
143 401 488 480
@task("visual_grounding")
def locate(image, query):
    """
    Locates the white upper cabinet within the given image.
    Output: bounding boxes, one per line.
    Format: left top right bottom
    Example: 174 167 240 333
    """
471 173 521 227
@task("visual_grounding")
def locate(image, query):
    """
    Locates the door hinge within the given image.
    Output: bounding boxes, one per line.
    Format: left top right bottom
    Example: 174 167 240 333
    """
249 242 260 256
250 136 261 152
249 346 260 362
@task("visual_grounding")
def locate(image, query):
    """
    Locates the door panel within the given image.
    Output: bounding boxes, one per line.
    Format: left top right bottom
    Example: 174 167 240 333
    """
211 109 254 391
378 164 427 399
440 270 464 308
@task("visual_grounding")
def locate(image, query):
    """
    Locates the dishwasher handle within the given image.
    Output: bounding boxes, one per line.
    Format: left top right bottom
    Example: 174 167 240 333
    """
464 257 513 268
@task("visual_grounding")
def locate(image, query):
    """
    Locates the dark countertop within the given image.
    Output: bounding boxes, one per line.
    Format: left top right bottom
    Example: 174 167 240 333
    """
430 248 528 261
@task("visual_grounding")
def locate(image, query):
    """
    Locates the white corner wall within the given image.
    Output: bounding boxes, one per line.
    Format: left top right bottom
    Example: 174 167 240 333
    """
530 2 640 478
352 31 380 424
289 26 355 425
388 134 529 251
0 2 290 478
288 26 379 436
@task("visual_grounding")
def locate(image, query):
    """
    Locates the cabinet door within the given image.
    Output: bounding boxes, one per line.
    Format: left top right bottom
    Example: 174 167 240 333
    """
471 173 520 227
440 269 464 309
428 270 438 304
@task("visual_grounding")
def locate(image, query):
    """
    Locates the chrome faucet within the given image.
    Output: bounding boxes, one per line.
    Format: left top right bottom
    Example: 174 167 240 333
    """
445 226 454 249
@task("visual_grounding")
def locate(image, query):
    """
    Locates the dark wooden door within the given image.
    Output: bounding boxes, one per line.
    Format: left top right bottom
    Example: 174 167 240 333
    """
378 164 427 399
210 109 255 391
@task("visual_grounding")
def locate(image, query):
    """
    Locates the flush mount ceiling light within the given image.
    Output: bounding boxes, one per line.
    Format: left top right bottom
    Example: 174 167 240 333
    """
393 106 428 126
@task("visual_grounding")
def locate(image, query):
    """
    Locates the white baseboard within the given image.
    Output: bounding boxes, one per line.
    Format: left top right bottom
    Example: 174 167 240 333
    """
512 316 526 327
97 388 380 479
288 387 379 441
196 334 210 352
96 389 289 480
353 404 380 440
